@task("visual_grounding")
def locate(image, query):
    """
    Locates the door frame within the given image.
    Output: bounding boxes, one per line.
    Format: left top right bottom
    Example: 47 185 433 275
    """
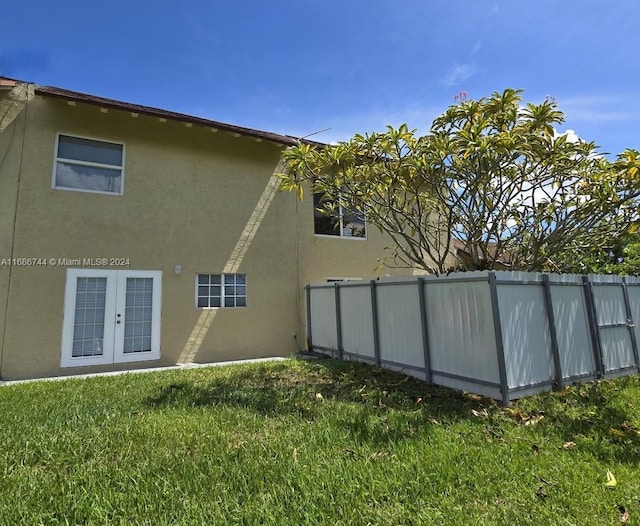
60 268 162 368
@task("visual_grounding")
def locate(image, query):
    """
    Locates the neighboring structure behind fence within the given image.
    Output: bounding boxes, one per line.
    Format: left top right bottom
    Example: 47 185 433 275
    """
306 272 640 404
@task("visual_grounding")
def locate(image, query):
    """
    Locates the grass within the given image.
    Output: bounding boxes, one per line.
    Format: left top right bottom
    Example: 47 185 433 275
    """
1 358 639 525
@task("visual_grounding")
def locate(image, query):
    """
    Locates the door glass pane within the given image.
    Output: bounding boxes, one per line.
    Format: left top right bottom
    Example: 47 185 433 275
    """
123 277 153 353
72 277 107 357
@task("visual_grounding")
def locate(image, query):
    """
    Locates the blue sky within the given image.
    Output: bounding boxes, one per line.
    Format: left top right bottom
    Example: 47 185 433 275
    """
2 1 638 156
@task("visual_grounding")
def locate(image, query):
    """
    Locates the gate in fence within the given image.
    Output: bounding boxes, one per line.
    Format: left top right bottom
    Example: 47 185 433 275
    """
305 271 640 404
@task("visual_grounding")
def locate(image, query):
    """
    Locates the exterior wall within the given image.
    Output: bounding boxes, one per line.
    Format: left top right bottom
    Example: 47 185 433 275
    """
296 195 423 284
0 86 31 369
1 94 303 380
0 86 447 380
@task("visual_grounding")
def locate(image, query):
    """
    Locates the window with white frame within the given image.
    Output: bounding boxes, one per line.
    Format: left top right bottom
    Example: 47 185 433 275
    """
196 274 247 308
313 192 366 238
53 134 124 195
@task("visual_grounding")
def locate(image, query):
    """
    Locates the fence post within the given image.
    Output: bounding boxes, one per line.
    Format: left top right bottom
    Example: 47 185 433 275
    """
542 274 563 389
621 277 640 371
305 285 313 351
488 272 510 406
370 280 381 367
417 277 432 384
334 282 343 360
582 275 604 377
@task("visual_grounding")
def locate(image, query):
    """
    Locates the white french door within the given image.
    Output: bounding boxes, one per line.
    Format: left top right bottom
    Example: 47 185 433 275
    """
61 269 162 367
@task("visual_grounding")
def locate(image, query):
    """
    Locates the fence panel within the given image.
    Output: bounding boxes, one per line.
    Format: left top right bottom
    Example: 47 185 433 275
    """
626 281 640 370
549 280 596 381
591 278 636 373
309 286 337 351
496 281 554 393
339 284 375 360
426 278 501 394
376 282 424 370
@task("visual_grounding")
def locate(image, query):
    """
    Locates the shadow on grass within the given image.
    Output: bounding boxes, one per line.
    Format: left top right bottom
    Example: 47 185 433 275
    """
144 358 496 444
144 358 640 460
515 377 640 464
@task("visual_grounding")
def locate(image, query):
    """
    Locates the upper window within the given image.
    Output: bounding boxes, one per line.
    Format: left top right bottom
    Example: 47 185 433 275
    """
196 274 247 308
53 134 124 195
313 192 366 239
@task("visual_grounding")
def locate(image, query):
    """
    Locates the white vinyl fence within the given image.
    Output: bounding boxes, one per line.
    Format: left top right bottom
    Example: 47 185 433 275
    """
305 271 640 404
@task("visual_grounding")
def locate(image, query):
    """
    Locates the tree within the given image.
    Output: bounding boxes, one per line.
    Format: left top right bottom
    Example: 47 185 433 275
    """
279 89 640 274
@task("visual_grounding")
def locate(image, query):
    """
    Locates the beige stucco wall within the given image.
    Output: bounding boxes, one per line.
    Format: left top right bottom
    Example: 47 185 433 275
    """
1 95 304 380
0 87 31 372
0 89 439 380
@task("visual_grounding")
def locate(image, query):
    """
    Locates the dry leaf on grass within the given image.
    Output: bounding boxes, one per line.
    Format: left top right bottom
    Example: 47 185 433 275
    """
606 470 617 488
562 441 577 450
523 414 544 426
618 505 629 524
471 409 489 419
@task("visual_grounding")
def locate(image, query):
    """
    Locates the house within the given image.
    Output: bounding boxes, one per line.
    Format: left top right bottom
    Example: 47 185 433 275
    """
450 239 512 271
0 77 420 380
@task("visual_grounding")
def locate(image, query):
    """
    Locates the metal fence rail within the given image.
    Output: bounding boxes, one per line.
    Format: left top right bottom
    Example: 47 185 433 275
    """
306 271 640 404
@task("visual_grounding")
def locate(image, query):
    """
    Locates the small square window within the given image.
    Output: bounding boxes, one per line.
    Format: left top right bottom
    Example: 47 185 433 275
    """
196 273 247 309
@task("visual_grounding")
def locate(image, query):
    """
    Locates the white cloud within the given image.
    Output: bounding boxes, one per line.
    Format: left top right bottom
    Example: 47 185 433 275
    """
558 129 580 143
442 63 476 86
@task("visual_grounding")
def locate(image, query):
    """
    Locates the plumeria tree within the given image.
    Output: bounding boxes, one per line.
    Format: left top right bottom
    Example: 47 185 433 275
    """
279 89 640 274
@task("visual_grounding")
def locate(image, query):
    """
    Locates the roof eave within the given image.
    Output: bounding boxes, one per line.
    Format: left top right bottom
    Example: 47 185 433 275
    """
34 85 302 147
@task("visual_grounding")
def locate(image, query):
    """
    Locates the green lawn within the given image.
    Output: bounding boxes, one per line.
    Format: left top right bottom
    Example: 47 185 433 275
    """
1 358 639 525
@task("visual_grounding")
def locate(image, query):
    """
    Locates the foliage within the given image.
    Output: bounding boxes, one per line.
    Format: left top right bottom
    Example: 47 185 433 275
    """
1 360 640 524
555 231 640 275
279 89 640 274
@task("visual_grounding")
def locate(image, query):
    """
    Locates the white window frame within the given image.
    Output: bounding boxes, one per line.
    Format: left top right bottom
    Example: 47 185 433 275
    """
61 269 162 368
52 133 126 196
313 192 367 240
195 273 247 309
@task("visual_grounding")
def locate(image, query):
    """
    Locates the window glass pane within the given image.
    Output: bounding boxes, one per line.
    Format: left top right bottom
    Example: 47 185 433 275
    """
198 286 209 296
210 297 221 308
58 135 123 166
313 192 340 236
236 274 246 284
198 274 209 285
72 277 107 357
123 278 153 353
236 297 246 307
210 275 221 284
342 206 366 238
55 162 122 194
224 297 235 308
210 285 221 297
225 285 235 295
197 297 209 308
224 274 236 285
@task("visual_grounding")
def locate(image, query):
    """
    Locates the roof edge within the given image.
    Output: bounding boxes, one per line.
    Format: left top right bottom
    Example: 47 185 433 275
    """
33 84 311 147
